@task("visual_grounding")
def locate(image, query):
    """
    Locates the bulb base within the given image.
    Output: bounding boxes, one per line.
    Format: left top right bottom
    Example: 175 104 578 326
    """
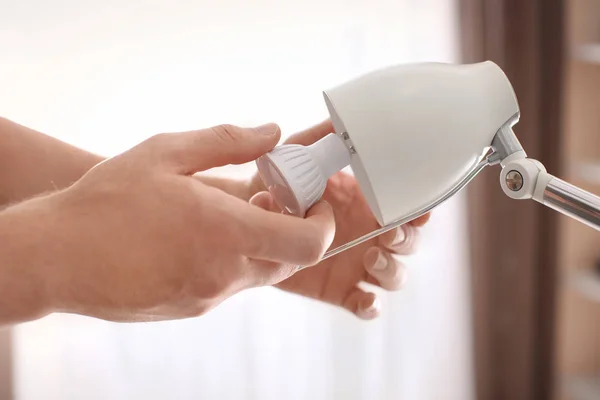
256 133 351 217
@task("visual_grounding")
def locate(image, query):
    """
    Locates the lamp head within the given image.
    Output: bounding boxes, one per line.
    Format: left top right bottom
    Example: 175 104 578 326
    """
257 61 520 225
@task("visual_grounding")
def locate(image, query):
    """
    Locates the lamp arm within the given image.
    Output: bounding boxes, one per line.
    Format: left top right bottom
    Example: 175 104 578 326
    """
541 176 600 230
499 157 600 231
320 156 492 260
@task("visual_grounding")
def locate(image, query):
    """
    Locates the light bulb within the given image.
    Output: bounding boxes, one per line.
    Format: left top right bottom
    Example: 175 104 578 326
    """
256 133 351 216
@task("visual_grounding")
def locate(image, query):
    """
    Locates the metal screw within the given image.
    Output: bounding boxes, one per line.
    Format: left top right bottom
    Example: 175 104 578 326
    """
341 132 350 140
506 170 524 191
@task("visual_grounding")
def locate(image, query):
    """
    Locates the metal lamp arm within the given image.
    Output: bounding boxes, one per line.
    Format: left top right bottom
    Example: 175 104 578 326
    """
499 157 600 231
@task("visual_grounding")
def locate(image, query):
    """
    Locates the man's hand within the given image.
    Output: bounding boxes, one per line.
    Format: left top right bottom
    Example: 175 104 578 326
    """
247 121 431 320
0 124 336 324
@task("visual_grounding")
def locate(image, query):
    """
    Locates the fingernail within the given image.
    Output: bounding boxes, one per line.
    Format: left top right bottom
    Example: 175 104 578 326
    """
358 297 381 319
372 249 387 271
256 123 279 135
393 227 406 245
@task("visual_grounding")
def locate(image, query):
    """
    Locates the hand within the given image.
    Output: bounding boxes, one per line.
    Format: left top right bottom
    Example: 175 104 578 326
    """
0 123 336 324
248 121 431 320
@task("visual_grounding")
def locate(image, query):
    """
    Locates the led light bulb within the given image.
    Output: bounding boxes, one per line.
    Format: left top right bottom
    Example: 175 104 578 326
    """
256 133 351 216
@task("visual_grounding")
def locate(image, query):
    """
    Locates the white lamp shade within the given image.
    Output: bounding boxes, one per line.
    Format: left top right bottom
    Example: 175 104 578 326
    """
323 61 520 226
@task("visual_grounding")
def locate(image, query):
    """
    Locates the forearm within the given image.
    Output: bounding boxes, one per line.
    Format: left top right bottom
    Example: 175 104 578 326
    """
0 195 59 325
0 117 254 205
0 168 250 327
0 117 103 207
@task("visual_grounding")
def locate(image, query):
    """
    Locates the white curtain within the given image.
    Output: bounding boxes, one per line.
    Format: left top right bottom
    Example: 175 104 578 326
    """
1 0 474 399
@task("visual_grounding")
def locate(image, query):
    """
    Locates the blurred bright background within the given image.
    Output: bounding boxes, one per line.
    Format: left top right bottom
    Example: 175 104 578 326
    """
0 0 474 399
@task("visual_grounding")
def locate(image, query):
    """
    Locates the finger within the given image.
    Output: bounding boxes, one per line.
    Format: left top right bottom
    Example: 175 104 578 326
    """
240 200 336 266
377 224 420 255
410 212 431 227
363 247 408 291
283 120 334 146
247 120 336 198
249 191 275 211
249 191 283 214
246 192 311 286
148 123 281 174
377 227 404 250
341 288 381 320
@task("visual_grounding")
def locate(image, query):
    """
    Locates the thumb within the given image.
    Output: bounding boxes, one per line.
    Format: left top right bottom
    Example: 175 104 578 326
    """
153 123 281 174
284 120 334 146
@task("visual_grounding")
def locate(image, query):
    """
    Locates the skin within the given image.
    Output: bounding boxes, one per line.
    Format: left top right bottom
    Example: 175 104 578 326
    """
246 121 431 319
0 117 429 325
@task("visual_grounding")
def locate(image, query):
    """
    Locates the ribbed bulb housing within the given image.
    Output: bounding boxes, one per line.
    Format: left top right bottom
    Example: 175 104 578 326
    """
256 133 351 217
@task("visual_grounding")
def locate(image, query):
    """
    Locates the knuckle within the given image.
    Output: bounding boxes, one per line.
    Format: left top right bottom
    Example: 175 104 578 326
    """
211 124 243 144
267 264 298 285
183 300 213 318
146 132 172 149
191 277 225 300
142 132 181 165
252 262 298 287
301 236 327 265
